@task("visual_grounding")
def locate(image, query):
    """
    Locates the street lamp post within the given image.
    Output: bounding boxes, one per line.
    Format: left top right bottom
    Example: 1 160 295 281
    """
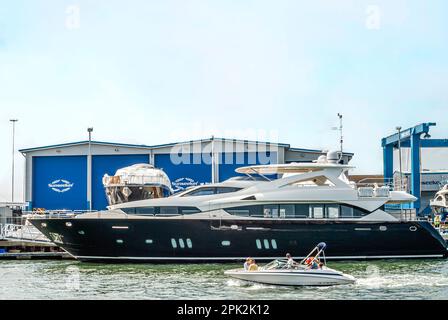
396 126 403 190
10 119 18 203
87 127 93 211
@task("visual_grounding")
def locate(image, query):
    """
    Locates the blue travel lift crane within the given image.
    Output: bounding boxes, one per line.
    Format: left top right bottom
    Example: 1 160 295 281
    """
382 122 448 216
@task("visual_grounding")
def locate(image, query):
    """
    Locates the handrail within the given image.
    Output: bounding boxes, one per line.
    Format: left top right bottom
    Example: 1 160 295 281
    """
0 223 52 243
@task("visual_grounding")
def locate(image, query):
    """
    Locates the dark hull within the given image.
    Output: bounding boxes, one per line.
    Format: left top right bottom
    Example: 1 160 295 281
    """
30 218 448 262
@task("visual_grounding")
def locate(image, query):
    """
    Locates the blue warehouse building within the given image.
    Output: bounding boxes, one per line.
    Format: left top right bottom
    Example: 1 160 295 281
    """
20 138 353 211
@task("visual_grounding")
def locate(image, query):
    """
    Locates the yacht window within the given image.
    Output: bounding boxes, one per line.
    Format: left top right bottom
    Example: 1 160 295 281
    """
159 207 180 216
145 239 153 244
186 238 193 248
311 205 324 219
225 205 262 217
178 238 185 249
256 239 262 249
263 239 270 249
186 187 216 196
264 205 278 218
341 206 354 218
271 239 278 249
221 240 231 246
280 205 295 218
171 238 177 248
182 186 243 197
216 187 242 194
226 208 250 216
122 207 136 215
179 207 201 214
340 205 369 218
326 205 340 219
294 204 310 218
136 207 156 215
353 207 368 217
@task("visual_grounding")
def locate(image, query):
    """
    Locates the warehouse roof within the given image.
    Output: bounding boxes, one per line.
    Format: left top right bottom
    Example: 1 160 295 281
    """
19 138 353 156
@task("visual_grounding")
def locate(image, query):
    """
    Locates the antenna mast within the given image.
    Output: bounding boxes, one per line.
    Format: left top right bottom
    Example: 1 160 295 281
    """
337 113 343 163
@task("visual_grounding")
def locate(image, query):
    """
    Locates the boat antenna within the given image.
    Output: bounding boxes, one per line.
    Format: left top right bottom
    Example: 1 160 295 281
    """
337 113 344 164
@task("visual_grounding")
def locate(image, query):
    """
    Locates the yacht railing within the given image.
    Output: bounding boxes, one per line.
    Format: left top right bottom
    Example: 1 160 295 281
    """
0 222 53 243
103 174 171 188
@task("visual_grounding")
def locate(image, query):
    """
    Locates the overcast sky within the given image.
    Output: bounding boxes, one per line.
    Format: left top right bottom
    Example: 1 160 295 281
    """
1 0 448 202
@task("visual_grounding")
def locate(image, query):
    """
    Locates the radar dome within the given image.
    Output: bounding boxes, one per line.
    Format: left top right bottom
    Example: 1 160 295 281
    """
326 151 340 163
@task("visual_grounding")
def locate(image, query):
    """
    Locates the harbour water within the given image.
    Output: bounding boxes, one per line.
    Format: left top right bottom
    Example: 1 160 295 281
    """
1 259 448 300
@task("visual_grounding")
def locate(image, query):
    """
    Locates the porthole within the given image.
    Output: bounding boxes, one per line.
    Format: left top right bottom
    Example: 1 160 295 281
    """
379 226 387 231
179 238 185 249
116 239 124 244
409 226 417 232
186 238 193 248
263 239 270 249
145 239 153 244
78 230 85 235
221 240 231 247
171 238 177 248
271 239 278 249
256 239 262 250
65 222 72 227
41 223 47 228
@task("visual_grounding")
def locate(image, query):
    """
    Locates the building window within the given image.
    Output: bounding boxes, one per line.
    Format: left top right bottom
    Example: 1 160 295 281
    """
171 238 177 248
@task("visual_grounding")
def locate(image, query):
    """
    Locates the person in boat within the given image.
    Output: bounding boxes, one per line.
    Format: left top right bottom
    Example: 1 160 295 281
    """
434 214 441 228
286 253 298 268
244 257 252 270
305 257 320 269
248 259 259 271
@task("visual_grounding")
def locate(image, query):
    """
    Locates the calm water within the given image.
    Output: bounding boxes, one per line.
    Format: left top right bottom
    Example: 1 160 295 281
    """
1 259 448 300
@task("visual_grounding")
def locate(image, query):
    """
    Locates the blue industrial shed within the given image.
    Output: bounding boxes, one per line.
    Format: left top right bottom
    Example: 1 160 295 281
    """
20 138 353 211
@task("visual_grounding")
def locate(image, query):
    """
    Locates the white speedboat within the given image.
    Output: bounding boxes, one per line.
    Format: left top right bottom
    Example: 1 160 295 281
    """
225 243 356 286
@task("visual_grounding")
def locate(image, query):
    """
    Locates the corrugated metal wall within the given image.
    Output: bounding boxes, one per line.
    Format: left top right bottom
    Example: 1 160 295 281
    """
32 156 87 210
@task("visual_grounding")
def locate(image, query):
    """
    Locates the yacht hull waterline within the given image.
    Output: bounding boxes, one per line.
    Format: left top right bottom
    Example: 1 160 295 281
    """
29 218 448 262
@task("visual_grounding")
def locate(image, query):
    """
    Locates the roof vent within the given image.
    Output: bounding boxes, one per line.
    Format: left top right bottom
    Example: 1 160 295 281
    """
242 195 256 200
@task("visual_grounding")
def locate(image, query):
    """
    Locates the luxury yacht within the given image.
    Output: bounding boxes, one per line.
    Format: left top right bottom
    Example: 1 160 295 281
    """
102 164 172 205
29 152 448 262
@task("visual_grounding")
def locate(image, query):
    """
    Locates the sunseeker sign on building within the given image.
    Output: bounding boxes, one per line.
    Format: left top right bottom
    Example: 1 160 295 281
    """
49 179 74 193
